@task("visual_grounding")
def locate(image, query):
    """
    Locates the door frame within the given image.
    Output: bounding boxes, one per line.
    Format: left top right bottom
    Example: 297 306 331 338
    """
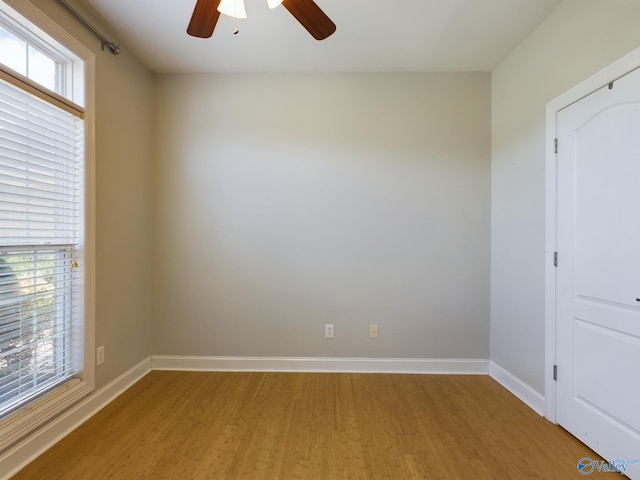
544 47 640 422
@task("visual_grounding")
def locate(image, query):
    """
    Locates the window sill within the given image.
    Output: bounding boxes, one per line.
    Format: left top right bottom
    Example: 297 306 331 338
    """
0 379 93 453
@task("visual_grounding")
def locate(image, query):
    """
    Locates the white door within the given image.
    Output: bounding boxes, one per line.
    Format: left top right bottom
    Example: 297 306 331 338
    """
556 67 640 478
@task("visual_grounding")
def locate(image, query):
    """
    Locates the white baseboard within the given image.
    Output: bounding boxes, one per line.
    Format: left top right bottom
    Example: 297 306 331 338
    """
0 358 152 480
489 361 545 416
152 355 490 375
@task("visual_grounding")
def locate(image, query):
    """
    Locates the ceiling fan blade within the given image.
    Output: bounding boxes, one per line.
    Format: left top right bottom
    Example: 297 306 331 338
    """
187 0 221 38
282 0 336 41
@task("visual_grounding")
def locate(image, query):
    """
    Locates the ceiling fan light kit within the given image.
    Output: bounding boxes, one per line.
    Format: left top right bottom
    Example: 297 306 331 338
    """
267 0 284 9
187 0 336 40
217 0 247 19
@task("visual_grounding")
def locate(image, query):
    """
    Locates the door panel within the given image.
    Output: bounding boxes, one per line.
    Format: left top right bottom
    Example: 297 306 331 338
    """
556 67 640 479
574 105 640 307
574 320 640 429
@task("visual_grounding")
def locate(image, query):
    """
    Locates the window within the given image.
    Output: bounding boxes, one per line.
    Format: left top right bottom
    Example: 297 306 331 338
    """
0 0 93 449
0 23 61 92
0 77 84 416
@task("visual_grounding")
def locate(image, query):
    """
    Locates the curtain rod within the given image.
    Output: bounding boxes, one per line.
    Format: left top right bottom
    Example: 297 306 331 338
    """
56 0 120 54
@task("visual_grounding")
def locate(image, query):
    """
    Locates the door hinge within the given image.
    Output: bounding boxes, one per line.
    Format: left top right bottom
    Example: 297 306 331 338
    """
553 364 558 381
554 138 558 154
553 251 558 267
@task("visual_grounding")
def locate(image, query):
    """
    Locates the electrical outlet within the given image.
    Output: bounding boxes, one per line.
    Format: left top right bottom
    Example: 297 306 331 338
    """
369 324 378 339
324 323 335 339
96 345 105 366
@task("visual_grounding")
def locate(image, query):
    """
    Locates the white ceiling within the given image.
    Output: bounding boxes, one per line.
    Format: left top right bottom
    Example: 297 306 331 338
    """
79 0 561 74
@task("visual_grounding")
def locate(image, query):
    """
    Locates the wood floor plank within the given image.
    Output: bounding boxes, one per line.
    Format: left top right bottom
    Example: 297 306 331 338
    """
10 372 610 479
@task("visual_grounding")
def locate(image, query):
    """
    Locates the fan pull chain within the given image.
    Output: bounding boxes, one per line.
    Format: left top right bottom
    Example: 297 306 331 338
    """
232 17 239 35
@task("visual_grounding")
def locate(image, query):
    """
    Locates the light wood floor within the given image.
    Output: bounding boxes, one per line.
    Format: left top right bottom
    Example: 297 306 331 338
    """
12 371 608 479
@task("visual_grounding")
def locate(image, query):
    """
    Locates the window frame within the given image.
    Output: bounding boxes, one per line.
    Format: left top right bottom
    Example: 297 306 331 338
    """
0 0 95 450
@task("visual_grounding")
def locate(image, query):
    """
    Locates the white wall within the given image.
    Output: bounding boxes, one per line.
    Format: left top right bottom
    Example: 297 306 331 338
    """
491 0 640 393
153 73 491 359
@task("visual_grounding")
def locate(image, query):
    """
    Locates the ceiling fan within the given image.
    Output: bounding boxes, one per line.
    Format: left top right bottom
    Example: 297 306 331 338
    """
187 0 336 40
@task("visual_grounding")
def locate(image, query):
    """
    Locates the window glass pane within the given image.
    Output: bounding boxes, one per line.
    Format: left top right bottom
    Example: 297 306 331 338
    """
0 24 26 75
0 249 73 414
27 45 59 92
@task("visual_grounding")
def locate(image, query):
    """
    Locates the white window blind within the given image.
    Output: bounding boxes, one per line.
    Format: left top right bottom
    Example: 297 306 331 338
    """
0 75 84 417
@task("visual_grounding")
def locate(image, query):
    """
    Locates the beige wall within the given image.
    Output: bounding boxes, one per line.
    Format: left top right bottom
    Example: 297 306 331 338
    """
153 73 491 359
26 0 155 388
20 0 640 396
491 0 640 393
